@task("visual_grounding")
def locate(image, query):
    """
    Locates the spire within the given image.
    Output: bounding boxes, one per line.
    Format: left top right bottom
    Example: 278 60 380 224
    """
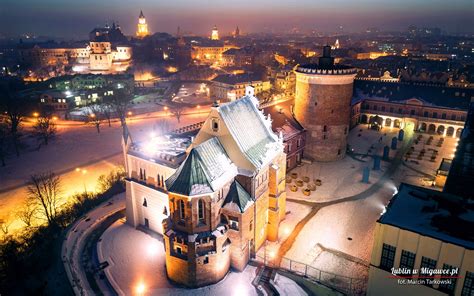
139 10 145 18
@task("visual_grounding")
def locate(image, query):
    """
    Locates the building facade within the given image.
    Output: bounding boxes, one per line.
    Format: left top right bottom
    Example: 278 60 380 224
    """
294 45 357 161
368 183 474 296
210 73 271 102
123 87 287 287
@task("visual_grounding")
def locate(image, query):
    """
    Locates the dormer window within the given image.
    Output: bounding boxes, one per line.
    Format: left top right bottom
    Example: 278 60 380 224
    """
211 118 219 132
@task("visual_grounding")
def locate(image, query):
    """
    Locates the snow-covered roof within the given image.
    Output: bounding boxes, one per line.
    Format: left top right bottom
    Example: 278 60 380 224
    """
379 183 474 249
165 137 237 196
218 95 282 169
223 180 253 213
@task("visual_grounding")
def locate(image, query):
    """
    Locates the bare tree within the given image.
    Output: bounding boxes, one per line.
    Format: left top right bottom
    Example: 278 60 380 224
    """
106 89 132 129
16 200 37 227
85 104 102 133
33 114 57 146
170 104 185 123
26 172 62 226
0 219 12 237
0 81 33 157
100 102 113 127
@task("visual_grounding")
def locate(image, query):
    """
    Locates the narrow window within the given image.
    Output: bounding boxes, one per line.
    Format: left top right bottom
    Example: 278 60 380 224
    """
143 198 147 207
323 125 327 132
198 200 205 221
179 200 185 220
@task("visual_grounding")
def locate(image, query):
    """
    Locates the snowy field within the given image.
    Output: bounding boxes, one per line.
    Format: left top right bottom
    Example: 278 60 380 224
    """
98 220 259 296
286 126 399 202
172 83 212 105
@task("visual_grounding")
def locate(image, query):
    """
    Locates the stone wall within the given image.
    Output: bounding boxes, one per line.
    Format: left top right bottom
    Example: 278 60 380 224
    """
294 75 354 161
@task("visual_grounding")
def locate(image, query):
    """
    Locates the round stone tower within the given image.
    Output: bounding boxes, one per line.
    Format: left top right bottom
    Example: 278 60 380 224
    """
294 46 356 161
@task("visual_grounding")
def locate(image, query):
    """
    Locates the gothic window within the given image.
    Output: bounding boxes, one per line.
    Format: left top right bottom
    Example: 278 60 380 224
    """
143 198 147 207
198 200 205 221
178 200 185 220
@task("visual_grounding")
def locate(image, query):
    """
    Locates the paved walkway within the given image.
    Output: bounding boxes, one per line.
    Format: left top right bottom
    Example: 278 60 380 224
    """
276 129 414 266
62 193 125 296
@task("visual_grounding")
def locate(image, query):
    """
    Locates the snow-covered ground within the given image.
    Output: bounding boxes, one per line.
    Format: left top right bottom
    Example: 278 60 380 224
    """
0 111 209 231
273 273 307 296
256 201 312 259
286 126 398 202
98 220 259 296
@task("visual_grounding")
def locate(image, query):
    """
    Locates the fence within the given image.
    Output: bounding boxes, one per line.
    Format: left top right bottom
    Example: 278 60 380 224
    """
253 254 367 296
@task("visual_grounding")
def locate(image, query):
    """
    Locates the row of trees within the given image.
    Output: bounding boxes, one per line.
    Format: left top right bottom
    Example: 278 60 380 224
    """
83 89 134 134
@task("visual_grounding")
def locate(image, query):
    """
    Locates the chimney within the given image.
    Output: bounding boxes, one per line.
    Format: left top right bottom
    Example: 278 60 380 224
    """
245 85 255 97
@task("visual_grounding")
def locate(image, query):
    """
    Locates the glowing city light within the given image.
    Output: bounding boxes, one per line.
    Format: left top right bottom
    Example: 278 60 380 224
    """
135 282 146 295
33 112 39 117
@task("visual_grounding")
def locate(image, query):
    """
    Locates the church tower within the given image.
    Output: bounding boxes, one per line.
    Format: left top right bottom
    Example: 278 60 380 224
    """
136 10 150 38
211 25 219 40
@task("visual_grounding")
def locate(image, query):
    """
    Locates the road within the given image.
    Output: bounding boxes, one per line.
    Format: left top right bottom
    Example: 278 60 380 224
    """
62 193 125 296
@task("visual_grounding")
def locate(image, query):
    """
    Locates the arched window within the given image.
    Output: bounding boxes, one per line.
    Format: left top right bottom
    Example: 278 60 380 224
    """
198 200 205 221
179 200 185 220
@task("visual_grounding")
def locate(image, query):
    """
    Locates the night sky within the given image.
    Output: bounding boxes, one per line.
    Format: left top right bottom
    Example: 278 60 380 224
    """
1 0 473 38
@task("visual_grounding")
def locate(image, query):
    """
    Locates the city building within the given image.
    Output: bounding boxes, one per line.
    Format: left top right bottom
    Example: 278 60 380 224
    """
123 87 287 287
136 10 150 38
210 73 271 101
221 47 254 67
211 25 219 40
294 45 357 161
367 183 474 296
351 80 471 138
265 107 306 171
17 23 132 76
191 41 238 65
39 90 70 111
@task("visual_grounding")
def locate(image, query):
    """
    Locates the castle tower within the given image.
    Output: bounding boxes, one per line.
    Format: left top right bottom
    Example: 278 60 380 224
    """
294 45 356 161
211 25 219 40
136 10 149 38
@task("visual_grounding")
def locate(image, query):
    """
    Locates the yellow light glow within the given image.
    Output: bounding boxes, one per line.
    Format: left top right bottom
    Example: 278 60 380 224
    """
128 111 133 116
196 105 201 109
164 106 168 111
33 112 39 117
52 116 58 121
82 169 87 174
75 168 81 172
136 282 146 295
90 114 96 118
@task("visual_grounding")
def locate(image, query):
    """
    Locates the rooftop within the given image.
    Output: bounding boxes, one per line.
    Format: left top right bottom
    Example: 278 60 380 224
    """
379 183 474 249
128 135 191 169
354 80 473 110
165 137 237 196
217 95 281 169
212 73 266 85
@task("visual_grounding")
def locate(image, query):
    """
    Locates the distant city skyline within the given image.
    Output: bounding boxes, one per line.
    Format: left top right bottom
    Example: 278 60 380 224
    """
1 0 473 38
